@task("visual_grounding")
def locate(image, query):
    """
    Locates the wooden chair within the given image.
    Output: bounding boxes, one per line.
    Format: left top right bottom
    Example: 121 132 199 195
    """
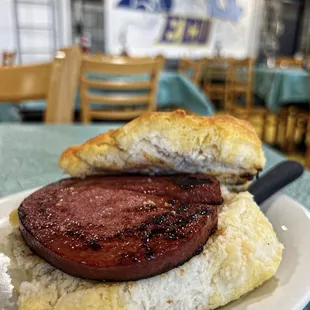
286 64 310 165
179 58 204 86
2 51 16 66
0 46 81 123
306 68 310 168
307 122 310 168
225 58 255 113
80 55 164 123
202 57 231 105
45 45 82 123
274 57 303 69
270 57 304 150
225 58 267 138
0 63 53 102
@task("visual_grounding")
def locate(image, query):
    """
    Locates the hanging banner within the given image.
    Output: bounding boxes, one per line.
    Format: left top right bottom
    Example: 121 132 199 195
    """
104 0 259 58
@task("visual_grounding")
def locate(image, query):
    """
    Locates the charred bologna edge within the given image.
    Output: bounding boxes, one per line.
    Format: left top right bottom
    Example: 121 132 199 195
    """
19 175 222 281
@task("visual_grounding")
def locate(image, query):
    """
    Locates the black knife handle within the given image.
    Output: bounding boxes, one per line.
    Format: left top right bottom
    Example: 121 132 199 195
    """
248 160 304 205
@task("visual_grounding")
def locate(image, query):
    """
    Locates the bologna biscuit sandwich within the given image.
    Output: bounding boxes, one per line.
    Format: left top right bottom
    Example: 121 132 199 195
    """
0 110 283 310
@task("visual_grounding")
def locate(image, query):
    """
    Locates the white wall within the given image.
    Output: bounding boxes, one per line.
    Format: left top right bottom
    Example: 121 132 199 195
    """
0 0 16 53
58 0 72 48
105 0 265 59
0 0 72 64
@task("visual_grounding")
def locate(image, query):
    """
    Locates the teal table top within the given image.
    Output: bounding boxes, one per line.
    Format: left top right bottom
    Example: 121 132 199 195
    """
0 71 215 122
255 67 309 113
0 104 22 122
0 124 309 310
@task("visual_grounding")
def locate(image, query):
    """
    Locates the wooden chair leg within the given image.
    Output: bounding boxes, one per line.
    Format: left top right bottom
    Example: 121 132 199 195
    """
264 112 276 145
286 106 298 153
246 90 252 110
306 119 310 169
307 150 310 169
273 113 279 146
262 112 269 143
276 109 288 149
224 89 231 113
295 115 307 146
81 97 90 124
261 111 268 142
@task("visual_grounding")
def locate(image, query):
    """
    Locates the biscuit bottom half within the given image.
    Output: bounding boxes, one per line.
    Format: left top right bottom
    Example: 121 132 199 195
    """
0 189 283 310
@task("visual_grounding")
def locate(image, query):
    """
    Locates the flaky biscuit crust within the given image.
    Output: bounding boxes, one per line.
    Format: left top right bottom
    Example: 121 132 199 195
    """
59 110 265 185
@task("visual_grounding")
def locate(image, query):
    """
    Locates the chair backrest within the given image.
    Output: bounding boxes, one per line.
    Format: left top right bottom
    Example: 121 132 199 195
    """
0 47 80 123
2 51 16 67
203 57 232 86
227 58 255 87
275 57 303 68
45 45 82 123
179 58 204 85
80 55 164 122
0 62 52 102
226 58 255 111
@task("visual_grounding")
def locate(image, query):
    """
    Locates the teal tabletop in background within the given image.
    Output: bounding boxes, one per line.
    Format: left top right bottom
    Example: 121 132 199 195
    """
156 72 215 115
255 67 309 113
0 72 215 122
0 124 309 310
0 104 22 122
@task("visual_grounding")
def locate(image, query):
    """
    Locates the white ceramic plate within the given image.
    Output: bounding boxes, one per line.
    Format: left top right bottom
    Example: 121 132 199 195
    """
0 189 310 310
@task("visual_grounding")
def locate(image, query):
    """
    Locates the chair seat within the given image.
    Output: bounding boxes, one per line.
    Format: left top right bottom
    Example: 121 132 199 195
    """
231 96 267 117
204 84 225 92
227 85 247 93
233 105 267 114
204 85 226 102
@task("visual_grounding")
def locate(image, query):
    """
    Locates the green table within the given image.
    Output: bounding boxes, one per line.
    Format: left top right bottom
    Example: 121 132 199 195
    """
255 67 309 113
0 72 215 122
0 124 309 310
